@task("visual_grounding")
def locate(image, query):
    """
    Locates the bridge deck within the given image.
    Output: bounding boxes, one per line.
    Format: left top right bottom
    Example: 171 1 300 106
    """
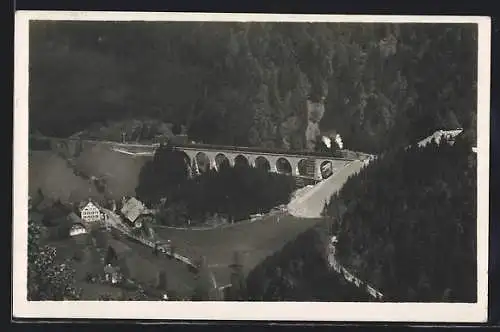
31 135 356 160
175 142 354 160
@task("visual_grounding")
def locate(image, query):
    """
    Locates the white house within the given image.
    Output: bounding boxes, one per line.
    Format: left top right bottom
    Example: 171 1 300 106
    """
67 212 89 237
70 223 88 237
80 200 102 223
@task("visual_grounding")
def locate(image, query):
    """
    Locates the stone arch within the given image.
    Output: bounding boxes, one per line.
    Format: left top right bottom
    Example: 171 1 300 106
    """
254 156 271 172
320 160 333 179
297 159 309 176
195 152 211 173
215 153 231 171
276 158 292 175
234 154 250 168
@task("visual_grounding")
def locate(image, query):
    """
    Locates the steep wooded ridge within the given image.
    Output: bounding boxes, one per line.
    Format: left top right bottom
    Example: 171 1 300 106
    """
324 135 477 302
29 22 477 153
247 135 476 303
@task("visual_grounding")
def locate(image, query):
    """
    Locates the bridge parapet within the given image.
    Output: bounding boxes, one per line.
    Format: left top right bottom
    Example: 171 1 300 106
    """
174 142 353 161
30 135 356 181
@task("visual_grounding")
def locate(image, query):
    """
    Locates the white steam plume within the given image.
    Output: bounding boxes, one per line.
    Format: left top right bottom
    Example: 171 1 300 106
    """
322 136 332 149
335 134 343 150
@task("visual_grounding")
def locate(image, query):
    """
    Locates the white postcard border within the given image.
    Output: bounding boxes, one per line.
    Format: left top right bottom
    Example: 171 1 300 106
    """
13 11 491 322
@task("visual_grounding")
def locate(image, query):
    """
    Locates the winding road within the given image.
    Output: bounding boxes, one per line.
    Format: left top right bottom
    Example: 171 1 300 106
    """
287 159 365 218
152 159 368 288
100 158 369 295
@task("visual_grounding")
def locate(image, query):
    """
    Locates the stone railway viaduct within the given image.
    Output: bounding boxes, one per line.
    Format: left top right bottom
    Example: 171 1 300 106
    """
30 135 356 182
176 145 352 181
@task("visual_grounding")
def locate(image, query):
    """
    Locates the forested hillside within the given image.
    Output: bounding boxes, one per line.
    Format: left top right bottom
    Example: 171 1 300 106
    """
245 226 371 301
323 134 477 302
29 21 477 153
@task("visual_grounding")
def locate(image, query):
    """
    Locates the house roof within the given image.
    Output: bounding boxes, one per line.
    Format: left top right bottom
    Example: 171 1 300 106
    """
70 223 87 230
79 200 100 212
104 264 116 274
120 197 145 223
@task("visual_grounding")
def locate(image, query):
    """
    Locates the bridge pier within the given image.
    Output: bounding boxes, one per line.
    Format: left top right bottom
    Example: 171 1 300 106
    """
270 163 278 173
209 157 217 171
247 156 256 168
290 160 300 177
193 158 200 175
314 161 323 181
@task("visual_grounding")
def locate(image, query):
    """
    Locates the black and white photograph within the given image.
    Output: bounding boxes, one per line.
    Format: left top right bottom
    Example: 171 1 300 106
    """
13 11 490 322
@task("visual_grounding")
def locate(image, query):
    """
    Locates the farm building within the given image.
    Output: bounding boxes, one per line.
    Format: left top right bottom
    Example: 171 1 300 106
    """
120 197 145 223
104 263 123 285
79 200 102 223
119 197 154 228
68 212 89 237
69 223 88 237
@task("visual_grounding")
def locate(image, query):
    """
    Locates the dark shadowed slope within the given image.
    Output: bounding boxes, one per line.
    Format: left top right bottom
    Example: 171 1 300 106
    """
74 144 149 200
29 151 105 203
29 144 150 203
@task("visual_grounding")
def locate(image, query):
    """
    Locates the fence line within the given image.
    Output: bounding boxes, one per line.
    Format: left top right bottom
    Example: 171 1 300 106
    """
327 244 384 301
153 212 279 232
124 230 199 269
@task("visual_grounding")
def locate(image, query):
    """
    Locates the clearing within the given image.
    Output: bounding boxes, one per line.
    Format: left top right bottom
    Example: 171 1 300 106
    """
29 151 105 203
154 160 366 287
29 144 150 203
47 229 197 300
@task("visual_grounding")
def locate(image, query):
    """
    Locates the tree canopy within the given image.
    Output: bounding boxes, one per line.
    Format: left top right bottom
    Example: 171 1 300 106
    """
136 145 296 226
27 219 81 300
136 143 191 205
323 135 477 302
245 226 371 301
30 21 477 153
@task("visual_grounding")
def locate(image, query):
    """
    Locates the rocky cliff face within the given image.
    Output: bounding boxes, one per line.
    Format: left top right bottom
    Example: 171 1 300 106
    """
278 98 342 153
279 115 304 151
305 100 326 151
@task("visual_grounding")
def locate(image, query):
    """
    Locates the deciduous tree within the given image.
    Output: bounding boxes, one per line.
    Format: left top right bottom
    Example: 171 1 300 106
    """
27 219 81 300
